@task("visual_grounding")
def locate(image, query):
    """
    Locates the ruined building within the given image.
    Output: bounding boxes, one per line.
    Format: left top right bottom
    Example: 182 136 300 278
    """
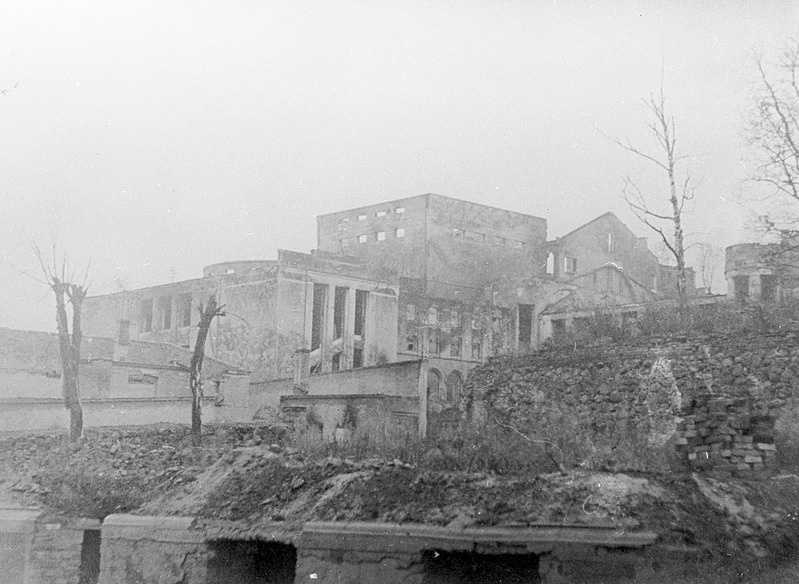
82 194 697 407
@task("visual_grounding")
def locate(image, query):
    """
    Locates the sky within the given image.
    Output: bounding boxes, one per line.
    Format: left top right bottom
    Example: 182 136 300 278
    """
1 0 797 332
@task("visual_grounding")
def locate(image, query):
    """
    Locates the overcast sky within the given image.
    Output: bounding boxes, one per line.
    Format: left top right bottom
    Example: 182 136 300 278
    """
1 1 797 332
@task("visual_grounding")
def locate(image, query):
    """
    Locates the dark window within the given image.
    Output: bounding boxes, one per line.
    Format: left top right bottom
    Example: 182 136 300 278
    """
333 287 347 339
761 275 777 303
552 319 567 336
332 353 341 372
564 257 577 274
352 347 363 368
406 335 417 352
354 290 368 336
427 369 441 401
158 296 172 330
734 275 750 305
140 299 153 332
445 371 463 402
450 336 461 357
177 293 192 327
518 304 533 348
428 332 440 355
311 284 326 351
471 339 482 360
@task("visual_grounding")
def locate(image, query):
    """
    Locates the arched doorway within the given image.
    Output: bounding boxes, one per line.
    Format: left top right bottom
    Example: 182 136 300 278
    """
427 368 442 402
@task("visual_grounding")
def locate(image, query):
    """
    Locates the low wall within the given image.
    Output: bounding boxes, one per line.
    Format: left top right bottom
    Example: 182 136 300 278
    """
99 514 207 584
251 360 424 423
0 396 223 433
467 331 799 477
280 394 419 441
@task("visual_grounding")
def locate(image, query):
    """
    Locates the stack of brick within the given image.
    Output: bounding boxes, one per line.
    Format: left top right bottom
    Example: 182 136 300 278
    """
674 395 777 478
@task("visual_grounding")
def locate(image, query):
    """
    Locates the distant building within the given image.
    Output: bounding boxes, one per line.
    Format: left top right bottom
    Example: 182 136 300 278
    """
725 243 783 305
83 249 399 383
80 194 701 413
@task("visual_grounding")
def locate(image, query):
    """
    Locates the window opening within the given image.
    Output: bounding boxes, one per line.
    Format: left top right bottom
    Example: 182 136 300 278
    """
140 299 153 332
354 290 368 337
158 296 172 330
177 293 192 327
352 347 363 368
311 284 326 351
206 539 297 584
78 529 101 584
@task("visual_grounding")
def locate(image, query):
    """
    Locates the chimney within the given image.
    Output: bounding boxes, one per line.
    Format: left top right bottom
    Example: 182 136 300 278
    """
114 319 130 361
293 349 310 394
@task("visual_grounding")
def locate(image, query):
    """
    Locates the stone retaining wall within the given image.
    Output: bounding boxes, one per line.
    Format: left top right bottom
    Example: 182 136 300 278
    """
466 332 799 477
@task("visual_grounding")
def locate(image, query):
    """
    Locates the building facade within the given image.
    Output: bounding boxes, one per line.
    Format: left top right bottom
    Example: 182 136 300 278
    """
83 250 399 382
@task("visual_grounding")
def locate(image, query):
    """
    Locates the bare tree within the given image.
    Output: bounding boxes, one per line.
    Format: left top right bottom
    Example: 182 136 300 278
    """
34 246 90 442
610 89 696 318
190 294 225 447
692 242 721 293
747 39 799 204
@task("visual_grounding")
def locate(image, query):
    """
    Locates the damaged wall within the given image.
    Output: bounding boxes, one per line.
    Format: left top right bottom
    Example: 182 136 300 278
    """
466 331 799 477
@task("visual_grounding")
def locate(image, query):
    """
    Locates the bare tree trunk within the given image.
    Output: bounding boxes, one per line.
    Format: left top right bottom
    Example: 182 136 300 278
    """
53 279 86 442
190 295 223 447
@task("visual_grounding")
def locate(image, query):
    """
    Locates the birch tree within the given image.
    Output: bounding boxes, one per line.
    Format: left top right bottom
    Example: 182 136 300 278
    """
611 89 696 319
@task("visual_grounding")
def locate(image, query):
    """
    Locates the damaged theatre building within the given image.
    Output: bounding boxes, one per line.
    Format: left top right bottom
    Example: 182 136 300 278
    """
64 194 698 437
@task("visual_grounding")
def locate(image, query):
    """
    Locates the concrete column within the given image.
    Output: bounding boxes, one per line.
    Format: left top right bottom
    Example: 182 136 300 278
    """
321 285 335 373
343 288 356 369
293 349 310 393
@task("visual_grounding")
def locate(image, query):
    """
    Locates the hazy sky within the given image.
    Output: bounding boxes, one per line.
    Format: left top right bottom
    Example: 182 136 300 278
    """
1 1 797 332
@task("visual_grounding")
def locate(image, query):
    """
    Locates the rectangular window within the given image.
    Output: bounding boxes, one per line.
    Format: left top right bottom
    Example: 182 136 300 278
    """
564 257 577 274
376 210 387 217
376 231 386 241
406 304 416 321
140 299 153 332
333 287 347 339
395 207 405 214
471 337 482 360
357 214 367 221
177 293 192 327
428 305 438 324
406 334 417 352
357 234 368 243
451 307 460 329
352 347 364 368
552 318 567 336
332 353 341 372
158 296 172 330
518 304 533 347
395 228 405 238
450 337 462 357
354 290 368 336
428 332 440 355
761 275 777 303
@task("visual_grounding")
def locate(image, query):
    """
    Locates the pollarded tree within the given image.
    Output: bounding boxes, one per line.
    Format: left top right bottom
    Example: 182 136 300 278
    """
610 89 696 319
190 294 225 446
34 246 89 442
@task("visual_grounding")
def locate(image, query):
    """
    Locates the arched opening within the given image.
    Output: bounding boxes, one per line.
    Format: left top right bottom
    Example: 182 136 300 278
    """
427 368 442 402
445 371 463 403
